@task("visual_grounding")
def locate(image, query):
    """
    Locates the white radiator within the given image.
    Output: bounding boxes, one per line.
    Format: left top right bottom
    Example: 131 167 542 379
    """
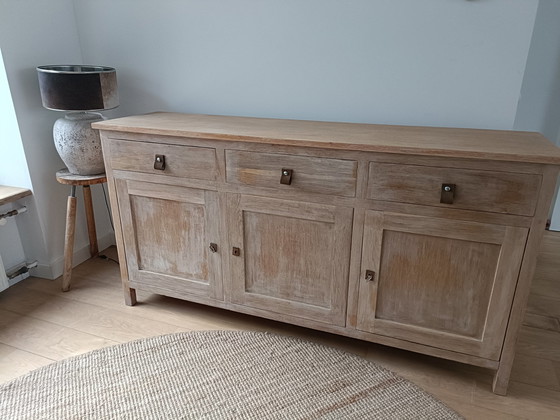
0 205 30 291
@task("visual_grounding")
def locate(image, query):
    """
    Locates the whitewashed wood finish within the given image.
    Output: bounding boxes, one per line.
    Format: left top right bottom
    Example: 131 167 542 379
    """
357 211 528 360
345 208 366 329
227 194 353 326
103 130 547 177
108 138 218 181
492 165 560 394
367 162 541 216
100 133 137 306
96 112 560 395
115 178 223 300
92 112 560 165
225 150 358 197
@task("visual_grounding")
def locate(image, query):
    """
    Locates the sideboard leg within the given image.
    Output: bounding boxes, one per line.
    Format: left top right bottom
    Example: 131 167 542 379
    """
124 286 137 306
492 362 512 396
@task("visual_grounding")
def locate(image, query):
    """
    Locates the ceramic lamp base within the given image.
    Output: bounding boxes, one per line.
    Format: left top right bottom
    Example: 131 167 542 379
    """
53 112 106 175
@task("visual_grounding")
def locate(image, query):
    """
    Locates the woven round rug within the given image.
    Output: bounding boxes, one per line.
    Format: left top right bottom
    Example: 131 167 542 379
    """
0 330 463 419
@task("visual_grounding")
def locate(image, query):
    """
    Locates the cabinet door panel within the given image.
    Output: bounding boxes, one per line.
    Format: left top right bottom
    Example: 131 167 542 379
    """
228 195 352 326
357 211 527 360
116 178 222 299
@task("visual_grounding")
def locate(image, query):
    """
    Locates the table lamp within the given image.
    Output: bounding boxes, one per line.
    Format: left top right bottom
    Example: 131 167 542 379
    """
37 65 118 175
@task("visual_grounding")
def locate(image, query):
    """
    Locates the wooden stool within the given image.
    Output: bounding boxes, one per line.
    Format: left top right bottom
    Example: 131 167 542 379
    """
56 169 107 292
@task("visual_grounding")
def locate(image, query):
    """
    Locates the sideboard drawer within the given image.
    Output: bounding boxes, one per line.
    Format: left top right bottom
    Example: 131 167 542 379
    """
367 162 541 216
225 150 358 197
108 139 217 181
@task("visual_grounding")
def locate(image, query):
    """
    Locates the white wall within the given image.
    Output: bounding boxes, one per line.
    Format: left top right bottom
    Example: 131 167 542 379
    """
514 0 560 230
74 0 538 129
0 0 115 279
76 0 560 226
0 48 31 273
515 0 560 142
0 49 32 190
553 130 560 230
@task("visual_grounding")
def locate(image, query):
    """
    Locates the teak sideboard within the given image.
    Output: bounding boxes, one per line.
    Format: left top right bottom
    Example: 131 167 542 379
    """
94 112 560 395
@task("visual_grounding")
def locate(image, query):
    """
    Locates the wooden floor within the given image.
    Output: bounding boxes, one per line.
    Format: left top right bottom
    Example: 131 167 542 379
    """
1 232 559 419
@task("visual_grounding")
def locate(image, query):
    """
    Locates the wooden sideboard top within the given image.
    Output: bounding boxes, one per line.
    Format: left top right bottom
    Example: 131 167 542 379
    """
93 112 560 165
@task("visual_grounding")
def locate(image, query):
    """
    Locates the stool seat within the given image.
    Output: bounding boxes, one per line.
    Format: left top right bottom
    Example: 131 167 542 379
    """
56 169 107 186
56 168 107 292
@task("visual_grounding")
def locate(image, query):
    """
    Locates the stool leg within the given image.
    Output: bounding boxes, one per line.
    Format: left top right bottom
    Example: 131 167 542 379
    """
83 185 99 257
62 186 77 292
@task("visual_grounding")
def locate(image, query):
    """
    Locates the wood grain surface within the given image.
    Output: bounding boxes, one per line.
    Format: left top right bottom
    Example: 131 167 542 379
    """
93 112 560 164
367 162 541 216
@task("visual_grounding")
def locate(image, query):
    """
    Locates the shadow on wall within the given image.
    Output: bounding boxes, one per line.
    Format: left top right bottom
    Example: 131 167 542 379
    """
112 68 172 117
542 47 560 145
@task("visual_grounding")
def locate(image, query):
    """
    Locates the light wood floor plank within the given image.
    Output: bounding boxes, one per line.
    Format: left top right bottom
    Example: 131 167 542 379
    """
527 293 560 319
0 287 185 343
472 380 560 420
554 361 560 390
438 397 527 420
364 344 477 406
0 286 102 328
509 353 560 391
524 312 560 333
0 342 53 383
0 308 118 361
516 326 560 362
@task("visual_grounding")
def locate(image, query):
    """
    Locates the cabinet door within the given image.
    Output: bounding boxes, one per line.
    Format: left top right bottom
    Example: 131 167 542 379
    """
228 195 353 326
116 178 223 300
357 211 528 360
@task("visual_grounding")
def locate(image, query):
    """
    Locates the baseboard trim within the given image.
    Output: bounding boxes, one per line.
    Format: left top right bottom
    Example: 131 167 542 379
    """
30 232 116 280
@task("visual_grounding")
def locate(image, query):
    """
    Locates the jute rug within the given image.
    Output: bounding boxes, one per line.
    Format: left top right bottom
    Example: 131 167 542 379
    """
0 330 463 419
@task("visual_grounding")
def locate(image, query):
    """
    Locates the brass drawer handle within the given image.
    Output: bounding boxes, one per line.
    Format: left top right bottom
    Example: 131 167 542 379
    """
154 154 166 170
280 168 293 185
440 183 456 204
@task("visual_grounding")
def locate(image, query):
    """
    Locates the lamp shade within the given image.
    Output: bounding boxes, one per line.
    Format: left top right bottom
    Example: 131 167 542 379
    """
37 65 118 111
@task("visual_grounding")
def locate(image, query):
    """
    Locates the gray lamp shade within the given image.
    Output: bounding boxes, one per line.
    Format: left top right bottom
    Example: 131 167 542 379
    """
37 65 118 111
